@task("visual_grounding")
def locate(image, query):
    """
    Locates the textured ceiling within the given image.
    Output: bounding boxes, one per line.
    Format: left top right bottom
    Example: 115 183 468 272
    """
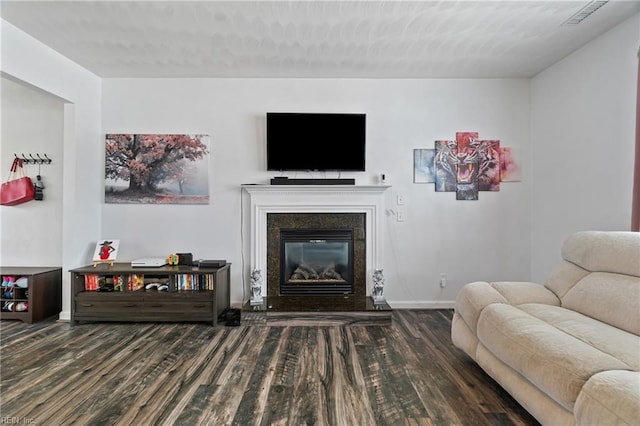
1 1 639 78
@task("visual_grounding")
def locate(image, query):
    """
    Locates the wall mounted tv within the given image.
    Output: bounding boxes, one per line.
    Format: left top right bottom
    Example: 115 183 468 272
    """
266 112 366 171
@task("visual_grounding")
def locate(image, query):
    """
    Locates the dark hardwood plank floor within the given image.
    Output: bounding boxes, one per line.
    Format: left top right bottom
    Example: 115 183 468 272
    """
0 310 539 426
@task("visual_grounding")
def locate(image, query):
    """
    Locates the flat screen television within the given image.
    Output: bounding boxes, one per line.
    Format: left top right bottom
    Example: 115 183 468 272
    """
266 112 366 171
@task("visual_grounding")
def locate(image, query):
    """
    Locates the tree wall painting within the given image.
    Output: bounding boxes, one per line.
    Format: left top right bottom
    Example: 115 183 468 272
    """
105 134 210 204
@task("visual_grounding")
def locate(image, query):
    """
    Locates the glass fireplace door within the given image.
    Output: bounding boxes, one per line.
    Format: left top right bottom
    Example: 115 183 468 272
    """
280 229 354 295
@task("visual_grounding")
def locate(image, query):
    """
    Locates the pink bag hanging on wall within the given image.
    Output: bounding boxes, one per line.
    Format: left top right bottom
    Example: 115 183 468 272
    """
0 158 35 206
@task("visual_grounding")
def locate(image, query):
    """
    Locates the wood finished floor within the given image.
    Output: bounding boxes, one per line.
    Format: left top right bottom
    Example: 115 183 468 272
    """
0 310 539 426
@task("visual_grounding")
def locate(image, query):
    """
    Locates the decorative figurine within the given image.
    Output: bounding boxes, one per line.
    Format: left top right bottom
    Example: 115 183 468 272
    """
372 269 385 303
250 268 264 305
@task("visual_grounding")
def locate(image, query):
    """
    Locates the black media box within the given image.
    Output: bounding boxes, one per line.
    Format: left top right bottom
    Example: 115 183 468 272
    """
196 259 227 268
177 253 193 266
270 177 355 185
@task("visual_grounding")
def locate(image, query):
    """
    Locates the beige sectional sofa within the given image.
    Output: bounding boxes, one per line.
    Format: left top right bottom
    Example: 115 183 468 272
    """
451 231 640 425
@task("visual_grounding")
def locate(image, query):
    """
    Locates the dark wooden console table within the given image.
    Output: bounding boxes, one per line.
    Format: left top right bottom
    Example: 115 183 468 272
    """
70 263 230 326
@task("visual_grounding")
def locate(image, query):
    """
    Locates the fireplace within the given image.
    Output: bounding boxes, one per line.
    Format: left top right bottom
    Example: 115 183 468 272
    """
242 184 389 300
267 213 366 298
280 228 354 295
241 185 392 325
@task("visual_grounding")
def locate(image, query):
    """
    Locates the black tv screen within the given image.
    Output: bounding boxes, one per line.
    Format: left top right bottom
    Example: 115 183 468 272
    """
266 112 366 171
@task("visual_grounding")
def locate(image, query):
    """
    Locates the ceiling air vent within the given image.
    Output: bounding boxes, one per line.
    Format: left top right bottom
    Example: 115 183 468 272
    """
561 1 609 26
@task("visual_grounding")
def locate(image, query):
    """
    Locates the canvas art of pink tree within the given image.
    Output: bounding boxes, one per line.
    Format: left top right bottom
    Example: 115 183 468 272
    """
105 134 208 194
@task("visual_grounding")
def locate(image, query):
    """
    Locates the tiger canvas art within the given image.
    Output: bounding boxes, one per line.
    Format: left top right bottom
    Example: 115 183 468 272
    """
414 131 520 200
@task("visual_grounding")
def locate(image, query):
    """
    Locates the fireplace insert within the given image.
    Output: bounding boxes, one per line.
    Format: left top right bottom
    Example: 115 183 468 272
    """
280 229 354 295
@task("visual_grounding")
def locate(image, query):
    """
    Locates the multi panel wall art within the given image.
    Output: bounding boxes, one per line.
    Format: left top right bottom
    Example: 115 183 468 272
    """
105 134 210 204
414 132 521 200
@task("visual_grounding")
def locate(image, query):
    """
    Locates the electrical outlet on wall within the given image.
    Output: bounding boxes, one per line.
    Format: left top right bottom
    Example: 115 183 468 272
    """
439 273 447 288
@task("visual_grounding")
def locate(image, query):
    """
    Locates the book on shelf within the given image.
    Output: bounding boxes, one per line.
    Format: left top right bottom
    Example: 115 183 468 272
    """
113 275 123 291
85 275 126 292
84 273 214 292
176 274 214 291
84 274 98 291
128 274 144 291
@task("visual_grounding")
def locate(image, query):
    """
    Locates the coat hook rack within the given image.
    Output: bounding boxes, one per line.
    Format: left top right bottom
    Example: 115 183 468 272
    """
15 153 52 165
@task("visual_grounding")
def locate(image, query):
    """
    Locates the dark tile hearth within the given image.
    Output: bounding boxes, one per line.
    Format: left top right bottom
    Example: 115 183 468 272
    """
256 295 390 312
242 296 392 326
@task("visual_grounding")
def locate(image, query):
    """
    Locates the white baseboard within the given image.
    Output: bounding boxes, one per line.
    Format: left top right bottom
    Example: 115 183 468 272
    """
58 310 71 321
387 301 456 309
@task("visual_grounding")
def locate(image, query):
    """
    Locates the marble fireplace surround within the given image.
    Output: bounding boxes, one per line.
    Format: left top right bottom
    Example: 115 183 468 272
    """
267 212 366 297
242 185 390 298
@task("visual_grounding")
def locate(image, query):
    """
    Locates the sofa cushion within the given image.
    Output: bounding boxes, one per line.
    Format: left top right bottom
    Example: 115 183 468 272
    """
574 370 640 426
561 272 640 335
490 281 560 306
519 303 640 370
545 260 590 299
477 303 632 412
561 231 640 278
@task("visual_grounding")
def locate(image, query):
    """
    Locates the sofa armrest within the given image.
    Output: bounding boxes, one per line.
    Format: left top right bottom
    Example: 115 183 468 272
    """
575 370 640 426
455 282 508 335
455 281 560 337
451 312 480 360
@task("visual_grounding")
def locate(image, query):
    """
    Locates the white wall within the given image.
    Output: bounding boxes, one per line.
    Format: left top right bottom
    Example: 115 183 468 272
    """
1 20 102 320
0 77 64 266
530 13 640 281
102 78 531 306
5 11 636 314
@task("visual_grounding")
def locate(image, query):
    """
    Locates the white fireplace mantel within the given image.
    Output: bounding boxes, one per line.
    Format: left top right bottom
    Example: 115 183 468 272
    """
242 184 390 297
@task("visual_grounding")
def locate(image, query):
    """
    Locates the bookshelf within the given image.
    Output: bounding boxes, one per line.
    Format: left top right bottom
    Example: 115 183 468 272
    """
70 263 230 326
1 267 62 324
